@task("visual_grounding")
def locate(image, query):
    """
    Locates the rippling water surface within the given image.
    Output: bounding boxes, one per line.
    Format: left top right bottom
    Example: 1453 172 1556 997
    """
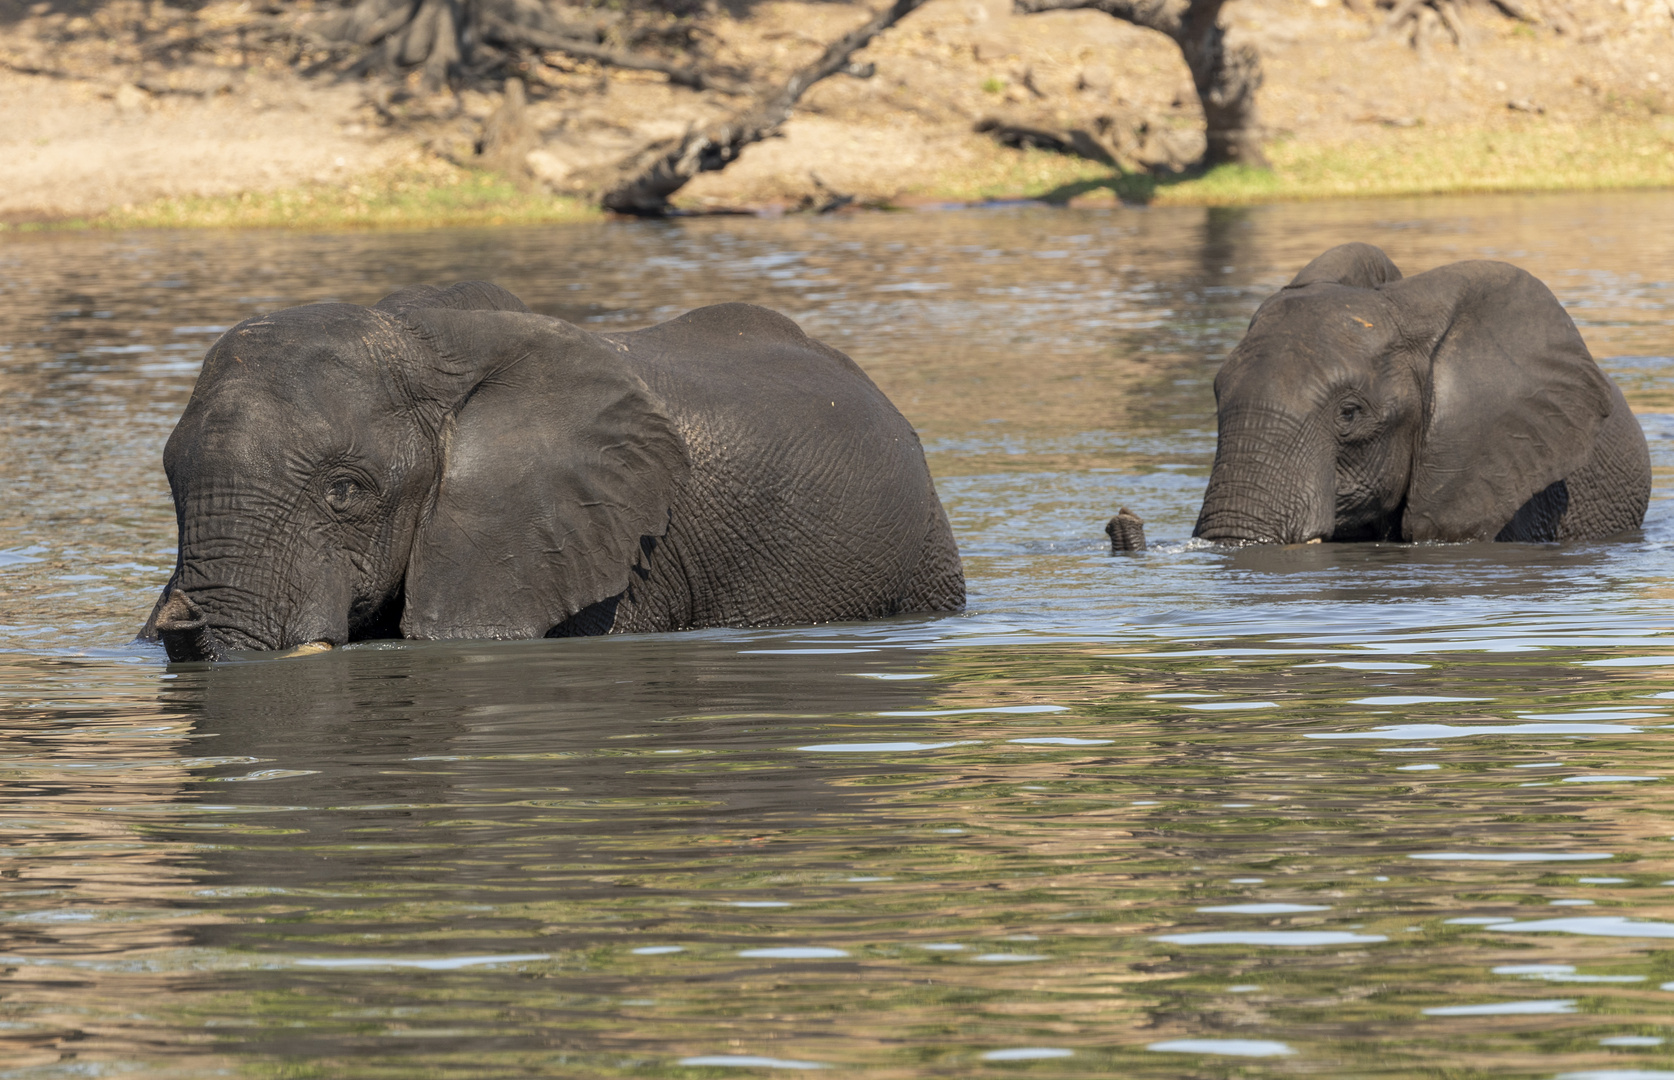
3 193 1674 1078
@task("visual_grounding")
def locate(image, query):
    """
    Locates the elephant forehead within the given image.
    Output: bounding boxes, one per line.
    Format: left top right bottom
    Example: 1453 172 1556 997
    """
201 304 413 382
1225 291 1405 386
185 384 346 448
185 307 417 430
171 368 422 486
176 378 422 462
1249 285 1396 340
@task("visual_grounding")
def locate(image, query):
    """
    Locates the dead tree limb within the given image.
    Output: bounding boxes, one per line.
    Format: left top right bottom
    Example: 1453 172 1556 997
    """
1381 0 1469 46
1375 0 1557 50
588 0 928 214
1012 0 1267 168
1433 0 1471 40
1486 0 1543 21
316 0 713 91
482 18 722 92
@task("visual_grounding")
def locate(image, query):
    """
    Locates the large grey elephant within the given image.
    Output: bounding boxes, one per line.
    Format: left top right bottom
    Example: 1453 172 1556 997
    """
140 282 964 661
1194 243 1650 545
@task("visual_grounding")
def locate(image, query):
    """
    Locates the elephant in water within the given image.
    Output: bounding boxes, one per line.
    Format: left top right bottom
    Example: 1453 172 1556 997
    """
1193 243 1650 545
140 282 964 661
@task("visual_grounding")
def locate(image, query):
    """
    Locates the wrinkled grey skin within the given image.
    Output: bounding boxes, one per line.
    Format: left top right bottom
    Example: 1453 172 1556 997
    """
139 282 964 661
1194 243 1650 545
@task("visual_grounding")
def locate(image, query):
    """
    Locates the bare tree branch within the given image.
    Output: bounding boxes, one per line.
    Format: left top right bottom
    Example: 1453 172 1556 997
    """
587 0 928 215
314 0 718 91
1013 0 1267 168
1487 0 1543 22
1377 0 1544 50
481 17 730 92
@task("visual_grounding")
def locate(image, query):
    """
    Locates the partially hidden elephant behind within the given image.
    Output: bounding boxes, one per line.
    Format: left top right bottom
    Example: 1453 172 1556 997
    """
1194 243 1650 545
140 282 964 661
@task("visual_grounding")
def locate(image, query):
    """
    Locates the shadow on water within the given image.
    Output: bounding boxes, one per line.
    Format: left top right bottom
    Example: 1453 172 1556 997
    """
1214 538 1650 602
165 635 953 849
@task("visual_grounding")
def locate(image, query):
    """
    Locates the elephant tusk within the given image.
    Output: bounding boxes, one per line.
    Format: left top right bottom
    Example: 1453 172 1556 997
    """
278 641 334 657
1305 537 1322 544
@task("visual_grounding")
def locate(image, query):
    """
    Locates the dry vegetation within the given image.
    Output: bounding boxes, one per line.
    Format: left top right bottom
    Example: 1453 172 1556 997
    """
0 0 1670 225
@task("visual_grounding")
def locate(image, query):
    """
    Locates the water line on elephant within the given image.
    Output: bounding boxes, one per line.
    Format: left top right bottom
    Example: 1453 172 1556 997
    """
278 641 335 657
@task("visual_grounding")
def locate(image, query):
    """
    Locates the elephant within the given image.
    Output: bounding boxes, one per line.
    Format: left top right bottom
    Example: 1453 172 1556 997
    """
1193 243 1650 546
139 282 964 662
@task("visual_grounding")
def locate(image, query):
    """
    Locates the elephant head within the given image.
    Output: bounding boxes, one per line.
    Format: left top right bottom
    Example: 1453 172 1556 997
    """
1193 243 1618 545
142 282 689 662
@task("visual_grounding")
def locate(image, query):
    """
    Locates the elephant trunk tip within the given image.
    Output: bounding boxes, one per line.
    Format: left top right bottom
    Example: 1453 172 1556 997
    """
1192 504 1328 546
155 589 220 663
1105 507 1147 552
1192 518 1300 546
1193 528 1322 546
155 589 207 633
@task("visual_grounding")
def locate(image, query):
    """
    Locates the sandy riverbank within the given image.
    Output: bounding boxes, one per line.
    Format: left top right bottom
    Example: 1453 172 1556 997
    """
1 0 1670 228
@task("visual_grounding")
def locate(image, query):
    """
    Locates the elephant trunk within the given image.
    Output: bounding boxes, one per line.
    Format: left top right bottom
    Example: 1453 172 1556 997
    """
1194 413 1336 544
153 580 351 661
151 587 281 662
154 589 217 662
152 505 358 661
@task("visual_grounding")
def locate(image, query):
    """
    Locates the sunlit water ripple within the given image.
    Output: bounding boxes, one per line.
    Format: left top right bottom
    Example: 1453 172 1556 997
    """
2 192 1673 1078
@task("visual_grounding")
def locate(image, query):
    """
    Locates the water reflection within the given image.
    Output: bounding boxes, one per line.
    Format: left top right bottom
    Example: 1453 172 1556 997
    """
8 633 1674 1073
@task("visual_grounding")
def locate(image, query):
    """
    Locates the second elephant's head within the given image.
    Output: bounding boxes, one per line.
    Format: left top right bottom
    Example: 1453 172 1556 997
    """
1193 243 1621 546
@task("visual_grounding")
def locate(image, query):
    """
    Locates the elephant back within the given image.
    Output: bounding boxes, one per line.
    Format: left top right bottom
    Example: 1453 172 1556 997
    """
373 281 532 316
602 303 959 629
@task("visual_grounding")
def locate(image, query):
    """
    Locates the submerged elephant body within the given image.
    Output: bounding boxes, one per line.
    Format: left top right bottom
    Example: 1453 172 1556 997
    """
142 284 963 661
1194 243 1650 546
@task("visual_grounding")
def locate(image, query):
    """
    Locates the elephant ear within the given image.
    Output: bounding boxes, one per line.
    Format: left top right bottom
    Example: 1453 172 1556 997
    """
1391 261 1614 542
397 309 690 640
1285 242 1403 290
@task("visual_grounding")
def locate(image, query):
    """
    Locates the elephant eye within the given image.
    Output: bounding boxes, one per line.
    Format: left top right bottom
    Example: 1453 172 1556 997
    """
325 477 361 510
1336 400 1364 431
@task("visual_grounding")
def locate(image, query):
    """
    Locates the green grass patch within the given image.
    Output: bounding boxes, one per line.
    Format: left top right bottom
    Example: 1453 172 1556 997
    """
1236 116 1674 202
927 116 1674 208
18 164 601 232
918 147 1117 204
9 115 1672 231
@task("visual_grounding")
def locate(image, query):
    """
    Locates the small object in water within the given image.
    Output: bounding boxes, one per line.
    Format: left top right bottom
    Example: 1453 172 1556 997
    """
1105 507 1147 552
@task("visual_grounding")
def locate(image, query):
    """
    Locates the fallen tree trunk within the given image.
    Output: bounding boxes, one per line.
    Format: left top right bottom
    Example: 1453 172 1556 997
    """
587 0 928 215
1011 0 1267 169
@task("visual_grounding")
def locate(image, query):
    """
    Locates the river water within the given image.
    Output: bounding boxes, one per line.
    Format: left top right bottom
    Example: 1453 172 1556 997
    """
2 193 1673 1078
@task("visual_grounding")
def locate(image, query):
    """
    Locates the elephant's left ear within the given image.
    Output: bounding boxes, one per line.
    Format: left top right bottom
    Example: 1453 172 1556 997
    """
397 310 691 639
1393 261 1614 542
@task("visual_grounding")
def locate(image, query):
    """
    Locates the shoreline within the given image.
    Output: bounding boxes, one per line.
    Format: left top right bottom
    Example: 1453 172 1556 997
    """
4 0 1671 233
6 115 1670 233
